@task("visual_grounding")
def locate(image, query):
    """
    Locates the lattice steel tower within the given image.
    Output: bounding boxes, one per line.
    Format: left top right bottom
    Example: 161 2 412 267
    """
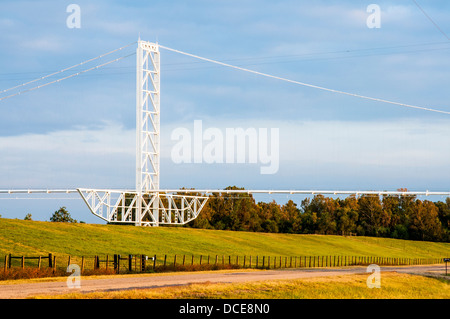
136 40 160 193
77 40 208 226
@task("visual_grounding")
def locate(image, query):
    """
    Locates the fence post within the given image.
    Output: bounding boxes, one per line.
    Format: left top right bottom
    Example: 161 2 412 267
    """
53 256 56 273
163 255 167 268
200 255 203 265
81 256 85 273
48 253 53 268
174 255 177 267
141 255 146 272
153 255 157 270
215 255 218 265
128 255 132 272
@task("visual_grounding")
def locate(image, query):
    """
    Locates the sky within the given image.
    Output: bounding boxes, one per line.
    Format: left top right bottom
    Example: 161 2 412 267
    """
0 0 450 223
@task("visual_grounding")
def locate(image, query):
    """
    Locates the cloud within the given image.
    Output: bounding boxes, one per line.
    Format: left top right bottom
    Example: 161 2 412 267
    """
19 36 65 53
160 117 450 190
0 122 135 188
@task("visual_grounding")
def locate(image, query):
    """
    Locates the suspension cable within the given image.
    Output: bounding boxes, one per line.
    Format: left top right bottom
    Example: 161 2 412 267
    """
0 42 136 96
159 44 450 115
0 52 135 102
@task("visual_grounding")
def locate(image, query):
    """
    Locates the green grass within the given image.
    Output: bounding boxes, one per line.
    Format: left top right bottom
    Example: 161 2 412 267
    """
0 217 449 259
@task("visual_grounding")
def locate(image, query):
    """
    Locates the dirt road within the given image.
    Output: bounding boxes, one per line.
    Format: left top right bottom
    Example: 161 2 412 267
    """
0 265 446 299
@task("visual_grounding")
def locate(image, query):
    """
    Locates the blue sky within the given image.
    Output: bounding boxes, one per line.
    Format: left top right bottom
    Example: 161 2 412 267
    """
0 0 450 223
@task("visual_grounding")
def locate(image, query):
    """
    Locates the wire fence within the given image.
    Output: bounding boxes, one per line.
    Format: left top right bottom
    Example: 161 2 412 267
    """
1 253 447 276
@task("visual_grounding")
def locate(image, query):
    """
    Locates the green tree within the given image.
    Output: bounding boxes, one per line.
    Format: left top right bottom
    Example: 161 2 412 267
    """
280 200 301 233
50 207 76 223
409 200 444 241
435 198 450 241
336 195 359 236
300 197 317 234
303 195 337 235
258 201 282 233
398 190 416 230
358 195 384 236
24 213 32 220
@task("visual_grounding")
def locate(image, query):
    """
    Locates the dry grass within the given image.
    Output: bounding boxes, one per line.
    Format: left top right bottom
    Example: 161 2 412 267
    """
0 267 116 281
32 272 449 299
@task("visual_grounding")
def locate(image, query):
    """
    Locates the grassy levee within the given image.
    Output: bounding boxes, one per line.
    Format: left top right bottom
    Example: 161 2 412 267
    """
1 217 449 260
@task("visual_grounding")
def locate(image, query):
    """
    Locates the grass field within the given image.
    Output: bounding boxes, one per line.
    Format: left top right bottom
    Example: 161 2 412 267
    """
32 272 449 299
1 218 449 300
0 217 449 259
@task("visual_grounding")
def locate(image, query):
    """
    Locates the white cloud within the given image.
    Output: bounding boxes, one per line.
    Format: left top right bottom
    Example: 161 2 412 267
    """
276 118 449 167
161 117 450 178
20 36 64 53
0 122 135 188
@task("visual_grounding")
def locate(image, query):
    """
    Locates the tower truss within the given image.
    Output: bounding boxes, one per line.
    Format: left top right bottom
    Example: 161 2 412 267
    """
78 40 208 226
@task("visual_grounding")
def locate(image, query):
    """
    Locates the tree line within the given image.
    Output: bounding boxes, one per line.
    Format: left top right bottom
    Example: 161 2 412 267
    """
186 187 450 242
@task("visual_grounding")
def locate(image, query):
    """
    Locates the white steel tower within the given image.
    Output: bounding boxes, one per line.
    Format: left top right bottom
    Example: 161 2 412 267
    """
77 40 208 226
136 40 160 193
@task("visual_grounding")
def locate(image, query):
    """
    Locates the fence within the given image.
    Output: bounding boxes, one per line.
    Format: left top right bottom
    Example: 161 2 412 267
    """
2 253 447 275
